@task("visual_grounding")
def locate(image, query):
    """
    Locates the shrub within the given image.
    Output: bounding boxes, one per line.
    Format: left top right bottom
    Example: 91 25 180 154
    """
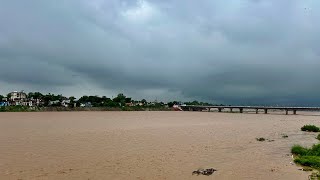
301 125 320 132
292 144 320 156
309 144 320 156
291 145 309 156
294 156 320 168
317 134 320 140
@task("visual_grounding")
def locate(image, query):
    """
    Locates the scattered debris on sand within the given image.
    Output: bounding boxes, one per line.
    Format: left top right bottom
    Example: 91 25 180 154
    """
192 168 217 176
298 167 313 171
309 172 320 180
256 137 274 142
256 137 266 141
282 134 289 138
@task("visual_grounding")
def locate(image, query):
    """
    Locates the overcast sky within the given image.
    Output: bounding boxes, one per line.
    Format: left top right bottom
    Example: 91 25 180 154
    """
0 0 320 105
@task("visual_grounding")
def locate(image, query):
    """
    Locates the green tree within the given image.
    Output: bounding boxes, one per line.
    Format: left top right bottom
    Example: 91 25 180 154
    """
167 101 179 107
141 99 147 105
125 97 132 103
68 96 76 107
106 100 118 107
28 92 34 98
0 95 4 101
28 92 43 99
113 93 127 106
69 96 76 103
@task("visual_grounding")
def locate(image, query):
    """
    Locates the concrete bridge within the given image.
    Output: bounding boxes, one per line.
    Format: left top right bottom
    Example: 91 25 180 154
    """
181 105 320 115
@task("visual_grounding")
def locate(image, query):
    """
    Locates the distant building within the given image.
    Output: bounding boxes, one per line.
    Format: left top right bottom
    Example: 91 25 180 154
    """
9 91 28 106
49 100 60 106
10 91 27 101
125 102 134 106
0 102 9 107
61 100 70 107
80 102 92 107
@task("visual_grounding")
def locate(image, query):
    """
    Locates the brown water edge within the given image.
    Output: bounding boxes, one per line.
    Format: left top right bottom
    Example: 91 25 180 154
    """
0 111 319 180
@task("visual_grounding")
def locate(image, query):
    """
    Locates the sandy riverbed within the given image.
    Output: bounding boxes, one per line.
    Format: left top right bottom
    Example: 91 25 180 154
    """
1 111 319 179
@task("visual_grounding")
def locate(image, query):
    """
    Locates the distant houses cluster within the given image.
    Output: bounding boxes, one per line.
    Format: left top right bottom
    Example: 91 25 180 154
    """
0 90 213 109
0 91 169 108
0 91 40 107
0 91 72 107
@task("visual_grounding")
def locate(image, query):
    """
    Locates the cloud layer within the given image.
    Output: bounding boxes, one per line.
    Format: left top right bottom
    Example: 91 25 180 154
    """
1 0 320 105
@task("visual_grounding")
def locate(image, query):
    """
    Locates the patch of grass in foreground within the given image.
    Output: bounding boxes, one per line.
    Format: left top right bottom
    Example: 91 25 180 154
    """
292 145 309 156
292 144 320 169
294 156 320 168
301 125 320 132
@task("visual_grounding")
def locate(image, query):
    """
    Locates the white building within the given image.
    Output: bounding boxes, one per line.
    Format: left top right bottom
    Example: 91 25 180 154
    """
10 91 27 101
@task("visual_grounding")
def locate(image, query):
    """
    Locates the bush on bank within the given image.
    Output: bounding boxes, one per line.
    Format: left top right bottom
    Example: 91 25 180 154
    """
292 144 320 169
301 125 320 132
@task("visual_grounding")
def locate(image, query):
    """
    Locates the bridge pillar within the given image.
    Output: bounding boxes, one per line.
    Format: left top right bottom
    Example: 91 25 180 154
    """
256 109 259 114
230 108 233 113
285 109 288 115
264 109 268 114
293 110 297 115
218 108 222 112
239 108 243 113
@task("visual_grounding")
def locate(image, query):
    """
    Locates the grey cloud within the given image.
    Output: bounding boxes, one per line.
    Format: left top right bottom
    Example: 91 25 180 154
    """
1 0 320 105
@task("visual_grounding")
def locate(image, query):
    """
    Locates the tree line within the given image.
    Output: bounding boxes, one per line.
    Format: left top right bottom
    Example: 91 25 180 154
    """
0 92 215 108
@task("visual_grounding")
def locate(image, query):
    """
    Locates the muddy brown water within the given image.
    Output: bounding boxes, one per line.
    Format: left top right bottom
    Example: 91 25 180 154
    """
1 111 319 179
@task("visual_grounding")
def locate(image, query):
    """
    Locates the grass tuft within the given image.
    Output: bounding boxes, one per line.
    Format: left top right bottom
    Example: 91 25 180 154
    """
301 125 320 132
294 156 320 168
292 144 320 170
291 145 309 156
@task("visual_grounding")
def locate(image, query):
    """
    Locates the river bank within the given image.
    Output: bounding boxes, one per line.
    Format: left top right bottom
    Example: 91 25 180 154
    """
0 106 172 112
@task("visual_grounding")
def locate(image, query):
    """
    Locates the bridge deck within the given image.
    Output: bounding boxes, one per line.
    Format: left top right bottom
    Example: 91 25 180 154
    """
181 105 320 115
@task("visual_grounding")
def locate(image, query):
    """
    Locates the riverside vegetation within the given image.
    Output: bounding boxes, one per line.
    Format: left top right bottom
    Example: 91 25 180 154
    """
291 124 320 179
301 125 320 132
0 91 215 112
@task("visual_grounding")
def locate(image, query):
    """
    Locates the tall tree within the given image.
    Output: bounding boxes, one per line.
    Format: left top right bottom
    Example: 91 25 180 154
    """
141 99 147 105
113 93 127 106
69 96 76 103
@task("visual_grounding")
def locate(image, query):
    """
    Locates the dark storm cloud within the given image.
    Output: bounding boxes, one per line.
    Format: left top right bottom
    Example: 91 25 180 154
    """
1 0 320 105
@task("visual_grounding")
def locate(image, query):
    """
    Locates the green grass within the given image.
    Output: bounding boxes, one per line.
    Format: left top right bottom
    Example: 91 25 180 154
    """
292 126 320 176
292 145 309 156
292 144 320 169
294 156 320 168
301 125 320 132
292 144 320 156
0 105 32 112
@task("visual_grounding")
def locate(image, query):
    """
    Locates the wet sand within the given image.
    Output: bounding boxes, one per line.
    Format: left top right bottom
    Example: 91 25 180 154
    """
0 111 319 179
